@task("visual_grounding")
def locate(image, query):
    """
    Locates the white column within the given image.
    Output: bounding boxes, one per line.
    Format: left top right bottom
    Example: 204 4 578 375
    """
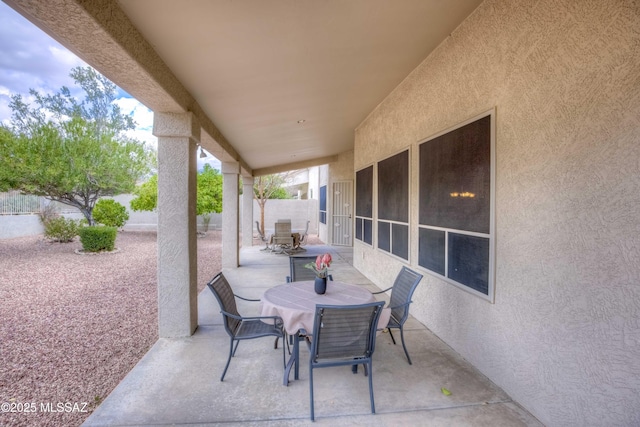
222 161 240 268
242 176 255 249
153 112 200 337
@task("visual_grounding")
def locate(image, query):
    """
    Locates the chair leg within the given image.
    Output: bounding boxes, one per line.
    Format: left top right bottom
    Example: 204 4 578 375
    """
309 366 315 421
282 333 286 369
367 361 376 414
220 338 235 381
232 339 240 356
388 328 397 345
399 326 412 365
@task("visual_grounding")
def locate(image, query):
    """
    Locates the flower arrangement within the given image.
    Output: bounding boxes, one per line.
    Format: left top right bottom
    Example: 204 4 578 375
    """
305 253 332 279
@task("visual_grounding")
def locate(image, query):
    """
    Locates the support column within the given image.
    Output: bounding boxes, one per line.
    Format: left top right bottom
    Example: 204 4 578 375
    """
242 176 255 249
153 112 200 337
222 161 240 268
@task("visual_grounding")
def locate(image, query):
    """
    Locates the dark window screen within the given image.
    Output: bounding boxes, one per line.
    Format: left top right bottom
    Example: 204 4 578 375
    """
392 223 409 260
356 166 373 217
448 233 490 295
378 221 390 252
378 150 408 222
419 115 490 233
363 219 372 245
418 228 446 276
319 185 327 224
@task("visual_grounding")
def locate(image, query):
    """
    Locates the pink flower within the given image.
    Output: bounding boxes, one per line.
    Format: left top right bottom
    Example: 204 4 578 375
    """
322 253 332 268
306 253 333 278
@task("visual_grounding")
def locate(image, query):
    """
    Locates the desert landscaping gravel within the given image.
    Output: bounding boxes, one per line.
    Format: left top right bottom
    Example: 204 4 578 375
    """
0 230 222 427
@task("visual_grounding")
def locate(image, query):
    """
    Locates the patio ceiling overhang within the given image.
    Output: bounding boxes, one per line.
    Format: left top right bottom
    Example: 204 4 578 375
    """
4 0 483 176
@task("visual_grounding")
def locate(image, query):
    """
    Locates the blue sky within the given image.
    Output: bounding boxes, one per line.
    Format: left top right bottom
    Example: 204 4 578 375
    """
0 2 219 169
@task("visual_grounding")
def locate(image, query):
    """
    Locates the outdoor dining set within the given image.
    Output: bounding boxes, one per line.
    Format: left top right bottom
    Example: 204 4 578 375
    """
207 253 423 421
256 219 310 254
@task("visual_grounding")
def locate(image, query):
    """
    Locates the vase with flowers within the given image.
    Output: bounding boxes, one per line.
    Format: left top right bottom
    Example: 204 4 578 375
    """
305 253 332 294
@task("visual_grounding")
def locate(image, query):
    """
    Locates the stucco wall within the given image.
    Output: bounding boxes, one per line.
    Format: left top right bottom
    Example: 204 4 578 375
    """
354 1 640 426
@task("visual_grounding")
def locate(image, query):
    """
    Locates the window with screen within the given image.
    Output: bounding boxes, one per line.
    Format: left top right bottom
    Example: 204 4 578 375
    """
355 166 373 245
319 185 327 224
377 150 409 260
418 111 494 301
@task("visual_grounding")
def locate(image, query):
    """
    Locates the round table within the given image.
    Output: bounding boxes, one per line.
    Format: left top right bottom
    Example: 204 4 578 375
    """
261 280 385 334
261 281 390 385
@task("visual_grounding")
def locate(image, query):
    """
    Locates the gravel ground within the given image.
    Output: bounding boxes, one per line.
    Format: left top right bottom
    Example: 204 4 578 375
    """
0 230 223 427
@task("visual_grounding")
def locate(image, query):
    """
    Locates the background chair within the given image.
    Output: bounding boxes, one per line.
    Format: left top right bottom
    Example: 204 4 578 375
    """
307 301 386 421
207 272 285 381
372 266 423 365
286 255 333 282
271 221 294 254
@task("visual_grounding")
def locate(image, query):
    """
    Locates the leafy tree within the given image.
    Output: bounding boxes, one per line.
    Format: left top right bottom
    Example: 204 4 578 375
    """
130 174 158 212
253 173 293 237
130 164 223 232
93 199 129 228
0 66 153 225
196 164 223 232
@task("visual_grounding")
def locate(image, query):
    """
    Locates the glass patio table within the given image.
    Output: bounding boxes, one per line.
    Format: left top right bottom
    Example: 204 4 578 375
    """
261 281 390 385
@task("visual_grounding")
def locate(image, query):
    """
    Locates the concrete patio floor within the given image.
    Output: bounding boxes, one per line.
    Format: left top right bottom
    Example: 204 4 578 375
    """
83 243 543 426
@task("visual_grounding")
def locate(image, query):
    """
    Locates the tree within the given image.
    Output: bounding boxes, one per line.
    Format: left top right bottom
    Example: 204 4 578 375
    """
130 164 223 232
196 164 223 232
0 66 153 225
253 173 293 237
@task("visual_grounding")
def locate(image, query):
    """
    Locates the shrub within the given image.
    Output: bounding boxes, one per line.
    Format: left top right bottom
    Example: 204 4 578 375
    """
39 202 60 223
43 216 81 243
79 226 117 252
93 199 129 228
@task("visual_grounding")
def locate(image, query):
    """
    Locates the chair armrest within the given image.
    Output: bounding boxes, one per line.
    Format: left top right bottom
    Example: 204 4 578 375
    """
371 286 393 295
387 300 412 311
221 310 284 327
233 293 260 302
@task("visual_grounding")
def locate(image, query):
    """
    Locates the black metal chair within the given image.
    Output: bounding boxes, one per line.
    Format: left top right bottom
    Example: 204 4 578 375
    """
286 255 333 283
207 272 286 381
307 301 385 421
372 266 423 365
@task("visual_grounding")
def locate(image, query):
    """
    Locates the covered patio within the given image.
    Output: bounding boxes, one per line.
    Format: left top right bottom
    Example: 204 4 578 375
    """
5 1 640 425
83 244 541 426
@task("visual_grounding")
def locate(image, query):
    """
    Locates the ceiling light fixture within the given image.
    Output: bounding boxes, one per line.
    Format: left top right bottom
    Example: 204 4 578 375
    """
199 146 207 158
297 119 306 124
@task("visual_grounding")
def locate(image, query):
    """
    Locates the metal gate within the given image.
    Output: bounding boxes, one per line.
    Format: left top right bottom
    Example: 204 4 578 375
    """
332 181 353 246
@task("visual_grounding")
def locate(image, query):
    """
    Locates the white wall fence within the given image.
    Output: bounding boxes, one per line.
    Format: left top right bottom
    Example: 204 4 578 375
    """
1 192 319 241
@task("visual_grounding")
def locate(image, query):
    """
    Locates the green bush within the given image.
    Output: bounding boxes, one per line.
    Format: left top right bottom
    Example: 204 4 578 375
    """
43 217 81 243
79 226 117 252
93 199 129 228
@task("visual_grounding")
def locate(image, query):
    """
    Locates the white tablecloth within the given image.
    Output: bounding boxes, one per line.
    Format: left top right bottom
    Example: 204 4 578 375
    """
261 281 390 335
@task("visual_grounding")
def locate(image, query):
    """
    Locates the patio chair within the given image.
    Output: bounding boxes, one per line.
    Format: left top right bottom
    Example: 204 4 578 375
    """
286 255 333 282
207 272 286 381
372 266 423 365
272 221 294 254
307 301 386 421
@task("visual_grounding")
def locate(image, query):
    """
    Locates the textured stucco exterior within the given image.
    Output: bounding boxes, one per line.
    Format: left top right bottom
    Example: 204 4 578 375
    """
354 1 640 426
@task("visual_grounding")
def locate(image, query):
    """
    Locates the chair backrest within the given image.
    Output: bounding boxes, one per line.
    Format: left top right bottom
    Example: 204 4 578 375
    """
310 301 385 363
388 267 423 326
288 255 319 282
274 221 292 236
207 273 241 336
